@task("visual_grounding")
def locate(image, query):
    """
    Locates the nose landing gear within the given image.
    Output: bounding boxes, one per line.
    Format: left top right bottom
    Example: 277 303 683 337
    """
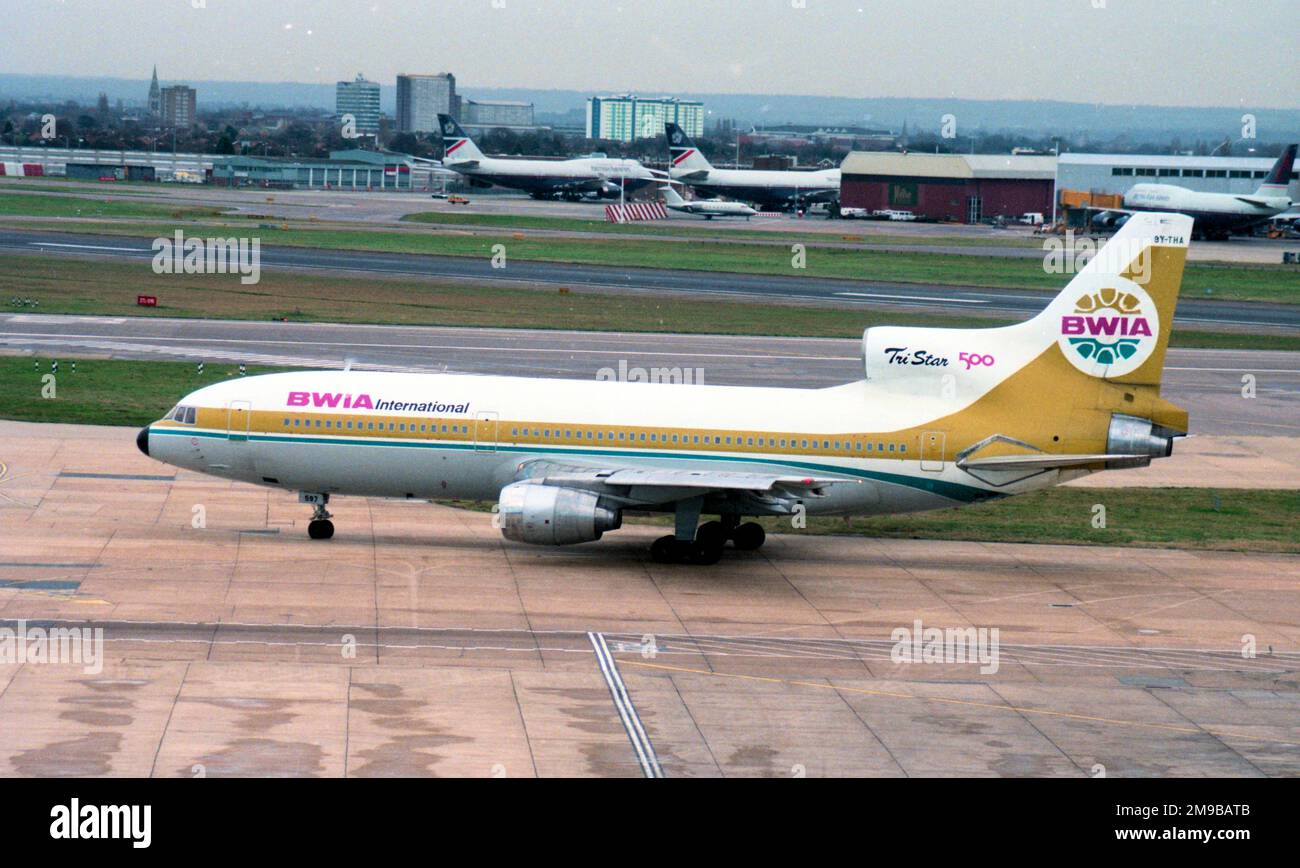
302 493 334 540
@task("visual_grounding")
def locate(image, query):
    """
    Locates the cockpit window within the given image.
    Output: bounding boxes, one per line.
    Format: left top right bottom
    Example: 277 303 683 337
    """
167 405 197 424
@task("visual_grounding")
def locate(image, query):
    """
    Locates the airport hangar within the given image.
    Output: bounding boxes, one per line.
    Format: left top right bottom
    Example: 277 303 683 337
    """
1056 151 1300 199
838 152 1056 223
837 149 1300 223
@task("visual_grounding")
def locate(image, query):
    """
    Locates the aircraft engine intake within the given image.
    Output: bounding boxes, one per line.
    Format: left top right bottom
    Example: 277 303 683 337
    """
497 482 622 545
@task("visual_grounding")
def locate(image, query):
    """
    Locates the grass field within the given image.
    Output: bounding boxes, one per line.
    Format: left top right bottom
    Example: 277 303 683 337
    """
2 253 1295 350
399 209 1038 246
0 192 222 221
0 356 284 426
1 356 1292 553
7 215 1297 303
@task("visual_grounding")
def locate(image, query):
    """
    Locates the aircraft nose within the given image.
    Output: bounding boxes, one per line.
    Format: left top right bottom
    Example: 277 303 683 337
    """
136 426 150 457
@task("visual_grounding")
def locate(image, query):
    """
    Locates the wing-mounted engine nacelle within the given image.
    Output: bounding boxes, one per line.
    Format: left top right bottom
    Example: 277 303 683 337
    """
1105 413 1177 469
497 482 622 545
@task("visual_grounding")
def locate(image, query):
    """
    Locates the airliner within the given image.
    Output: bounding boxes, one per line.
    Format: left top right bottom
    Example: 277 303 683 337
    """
138 212 1191 565
661 184 758 220
666 122 841 210
438 114 660 200
1096 144 1295 239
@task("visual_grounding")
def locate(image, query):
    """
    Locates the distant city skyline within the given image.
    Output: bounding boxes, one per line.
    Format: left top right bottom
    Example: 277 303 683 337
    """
2 0 1296 110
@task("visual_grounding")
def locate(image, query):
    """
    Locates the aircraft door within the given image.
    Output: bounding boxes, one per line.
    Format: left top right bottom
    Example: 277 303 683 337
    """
227 401 251 442
474 411 499 453
920 430 946 472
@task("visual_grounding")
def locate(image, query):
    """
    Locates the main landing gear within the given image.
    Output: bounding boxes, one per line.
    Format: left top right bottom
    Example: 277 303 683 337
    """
303 493 334 540
649 501 766 565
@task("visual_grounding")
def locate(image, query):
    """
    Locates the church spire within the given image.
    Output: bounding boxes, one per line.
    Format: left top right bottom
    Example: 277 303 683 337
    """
148 65 161 116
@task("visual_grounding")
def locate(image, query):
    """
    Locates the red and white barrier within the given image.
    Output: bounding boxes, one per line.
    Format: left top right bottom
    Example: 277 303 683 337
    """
0 163 46 177
605 202 668 223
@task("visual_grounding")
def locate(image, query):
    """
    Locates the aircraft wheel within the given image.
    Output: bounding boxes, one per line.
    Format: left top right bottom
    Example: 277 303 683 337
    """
650 535 679 564
732 522 766 551
308 519 334 540
688 539 725 565
697 521 726 548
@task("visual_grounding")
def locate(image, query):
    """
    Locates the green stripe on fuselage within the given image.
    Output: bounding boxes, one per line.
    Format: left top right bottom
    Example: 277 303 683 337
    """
149 426 997 504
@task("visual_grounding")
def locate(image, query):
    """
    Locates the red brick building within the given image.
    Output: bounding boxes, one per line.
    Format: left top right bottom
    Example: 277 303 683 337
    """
839 152 1056 222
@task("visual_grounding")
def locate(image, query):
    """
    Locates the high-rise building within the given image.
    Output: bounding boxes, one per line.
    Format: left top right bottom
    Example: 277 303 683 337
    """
160 85 196 128
461 99 534 129
147 65 161 116
396 73 456 133
586 95 704 142
336 74 381 137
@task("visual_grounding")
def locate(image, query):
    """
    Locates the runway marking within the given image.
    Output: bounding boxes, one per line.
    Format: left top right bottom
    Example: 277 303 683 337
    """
0 331 858 363
588 631 664 778
29 242 148 253
621 659 1300 748
835 291 989 304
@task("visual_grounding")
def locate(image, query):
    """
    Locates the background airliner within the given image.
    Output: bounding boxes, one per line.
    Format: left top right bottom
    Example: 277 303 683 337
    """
1095 143 1295 239
438 114 660 200
138 212 1190 565
661 184 758 219
666 122 841 211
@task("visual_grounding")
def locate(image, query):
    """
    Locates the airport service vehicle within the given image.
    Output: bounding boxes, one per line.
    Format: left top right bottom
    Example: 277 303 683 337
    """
1094 144 1295 240
1019 212 1045 226
438 114 659 201
447 195 470 205
666 122 840 211
660 184 758 219
838 206 869 219
139 213 1191 565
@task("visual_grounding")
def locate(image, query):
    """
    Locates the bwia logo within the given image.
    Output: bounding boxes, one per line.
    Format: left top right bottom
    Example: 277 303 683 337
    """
1056 276 1159 378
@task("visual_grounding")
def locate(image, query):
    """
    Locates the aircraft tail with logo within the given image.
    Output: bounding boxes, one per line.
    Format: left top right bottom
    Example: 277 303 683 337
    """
1253 143 1297 197
665 122 713 176
863 211 1192 471
437 114 485 164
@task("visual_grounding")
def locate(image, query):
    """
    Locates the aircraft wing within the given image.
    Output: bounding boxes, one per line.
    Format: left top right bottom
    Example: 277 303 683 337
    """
1234 196 1286 209
539 466 842 491
513 459 850 506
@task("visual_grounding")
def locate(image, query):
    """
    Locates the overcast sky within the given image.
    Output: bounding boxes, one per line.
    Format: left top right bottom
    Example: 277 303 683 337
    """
8 0 1297 108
